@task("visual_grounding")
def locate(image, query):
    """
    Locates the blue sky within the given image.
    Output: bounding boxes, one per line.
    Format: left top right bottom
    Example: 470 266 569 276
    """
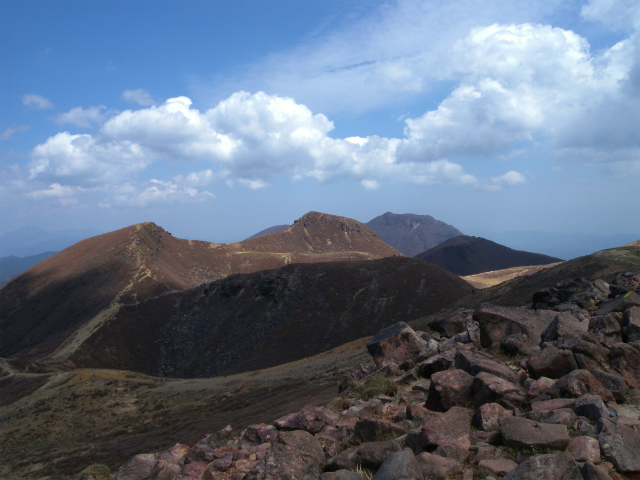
1 0 639 252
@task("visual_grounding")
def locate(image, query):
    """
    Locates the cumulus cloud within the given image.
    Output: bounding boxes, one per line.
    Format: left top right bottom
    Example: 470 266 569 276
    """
488 170 527 191
361 179 380 190
108 179 214 207
22 94 54 110
1 125 30 140
52 106 107 128
122 89 155 106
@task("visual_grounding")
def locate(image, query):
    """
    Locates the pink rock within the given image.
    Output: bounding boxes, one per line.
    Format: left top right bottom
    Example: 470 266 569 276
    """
178 462 213 480
234 458 253 473
478 458 519 476
568 436 601 463
474 403 509 432
530 398 574 411
528 378 552 396
366 322 426 369
212 453 233 472
274 405 338 434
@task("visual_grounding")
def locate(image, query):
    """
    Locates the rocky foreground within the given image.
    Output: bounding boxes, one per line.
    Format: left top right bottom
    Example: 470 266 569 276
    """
76 273 640 480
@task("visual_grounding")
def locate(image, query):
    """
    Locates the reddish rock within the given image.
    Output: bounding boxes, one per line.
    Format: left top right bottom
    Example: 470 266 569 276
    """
597 417 640 472
238 424 279 449
499 415 570 450
541 312 588 343
406 406 473 453
453 348 520 383
354 417 405 442
418 348 456 378
211 453 233 472
568 436 601 464
502 451 582 480
547 370 615 401
430 309 473 337
610 343 640 389
474 403 509 432
527 346 579 379
530 398 574 411
426 368 474 411
326 441 401 471
478 458 519 476
178 463 213 480
474 304 555 351
151 460 181 480
472 371 525 409
366 322 426 369
416 452 460 479
274 405 338 434
372 448 422 480
527 377 554 396
589 314 623 347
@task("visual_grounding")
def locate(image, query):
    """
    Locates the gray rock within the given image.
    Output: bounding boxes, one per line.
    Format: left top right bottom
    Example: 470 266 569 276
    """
406 406 473 454
589 313 623 347
541 312 588 344
572 394 609 421
472 372 525 409
478 458 519 476
326 441 401 471
610 342 640 389
372 448 422 480
580 462 615 480
274 405 338 434
474 305 556 351
453 348 520 383
354 418 406 443
321 471 363 480
502 451 582 480
499 415 569 450
244 430 325 480
597 291 640 315
597 417 640 472
367 322 426 369
546 369 615 401
474 403 509 432
591 369 629 403
114 454 157 480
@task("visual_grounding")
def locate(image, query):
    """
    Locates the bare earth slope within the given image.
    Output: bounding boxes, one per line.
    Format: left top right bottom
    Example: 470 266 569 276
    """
244 224 290 240
366 212 463 257
70 256 473 377
462 262 563 289
415 234 563 276
0 212 399 362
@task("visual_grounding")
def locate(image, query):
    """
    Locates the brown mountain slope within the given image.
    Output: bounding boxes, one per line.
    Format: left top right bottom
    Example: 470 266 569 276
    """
0 212 399 361
415 235 563 276
70 257 473 378
366 212 463 257
244 224 290 240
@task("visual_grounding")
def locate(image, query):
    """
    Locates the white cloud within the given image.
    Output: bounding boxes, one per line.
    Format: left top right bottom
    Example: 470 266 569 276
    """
488 170 527 190
22 94 54 110
29 183 78 198
122 89 155 106
237 178 269 190
52 106 107 128
361 179 380 190
581 0 640 31
171 169 217 187
1 125 30 140
110 179 214 207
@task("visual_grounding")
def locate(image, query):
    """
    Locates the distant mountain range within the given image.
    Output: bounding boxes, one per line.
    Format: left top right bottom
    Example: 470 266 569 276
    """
415 235 563 276
0 226 102 257
365 212 463 257
0 252 57 285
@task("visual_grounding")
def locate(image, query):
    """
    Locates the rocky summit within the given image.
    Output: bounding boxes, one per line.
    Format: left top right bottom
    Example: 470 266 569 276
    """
73 271 640 480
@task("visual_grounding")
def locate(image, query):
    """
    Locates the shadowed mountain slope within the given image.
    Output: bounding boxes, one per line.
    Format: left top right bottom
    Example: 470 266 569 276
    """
70 257 473 377
415 235 563 276
366 212 463 257
0 212 399 361
442 243 640 311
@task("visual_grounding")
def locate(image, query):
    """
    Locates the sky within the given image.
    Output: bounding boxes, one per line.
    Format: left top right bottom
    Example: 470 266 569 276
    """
1 0 639 254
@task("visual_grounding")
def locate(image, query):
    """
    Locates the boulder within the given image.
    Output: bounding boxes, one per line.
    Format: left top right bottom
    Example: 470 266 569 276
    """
581 462 616 480
274 405 338 434
597 417 640 472
433 443 469 463
572 394 610 421
453 348 520 383
610 343 640 389
502 451 582 480
177 463 213 480
546 370 615 401
499 415 569 450
418 348 456 378
571 333 608 365
150 460 181 480
623 306 640 343
372 448 422 480
114 454 157 480
354 418 405 443
406 407 473 453
238 424 279 449
501 333 536 356
366 322 426 369
478 458 519 477
526 346 578 379
415 452 460 479
472 372 525 409
597 291 640 315
473 403 509 432
591 369 629 403
429 309 473 338
244 430 325 480
568 436 601 464
589 314 623 347
474 304 555 351
325 441 401 471
540 312 588 344
426 368 474 411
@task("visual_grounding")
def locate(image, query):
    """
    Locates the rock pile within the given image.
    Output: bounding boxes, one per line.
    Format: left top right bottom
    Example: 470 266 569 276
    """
77 273 640 480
